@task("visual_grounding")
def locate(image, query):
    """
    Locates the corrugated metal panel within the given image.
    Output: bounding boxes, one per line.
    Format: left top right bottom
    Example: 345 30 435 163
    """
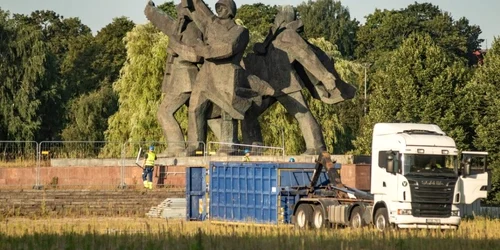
458 200 500 218
186 167 207 221
209 162 320 224
479 207 500 218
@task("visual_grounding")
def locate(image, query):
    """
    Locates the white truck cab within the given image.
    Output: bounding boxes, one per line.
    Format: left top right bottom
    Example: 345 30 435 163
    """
371 123 461 229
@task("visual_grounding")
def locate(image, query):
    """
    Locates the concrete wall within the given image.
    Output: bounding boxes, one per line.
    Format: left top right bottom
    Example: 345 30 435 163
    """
47 154 353 167
0 154 354 189
0 165 186 188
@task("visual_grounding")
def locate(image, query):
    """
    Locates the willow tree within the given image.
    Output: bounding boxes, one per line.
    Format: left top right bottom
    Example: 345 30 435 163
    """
104 23 169 153
352 33 472 154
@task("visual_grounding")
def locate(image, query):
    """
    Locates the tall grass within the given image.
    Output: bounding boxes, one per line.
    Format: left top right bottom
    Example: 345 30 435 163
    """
0 217 499 250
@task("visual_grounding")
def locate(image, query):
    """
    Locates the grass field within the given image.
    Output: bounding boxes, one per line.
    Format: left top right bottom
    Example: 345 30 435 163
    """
1 217 500 250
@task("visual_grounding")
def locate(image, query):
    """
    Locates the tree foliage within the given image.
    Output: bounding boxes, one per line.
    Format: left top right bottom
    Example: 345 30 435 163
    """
62 17 134 141
353 33 472 154
235 4 277 54
0 9 49 141
297 0 359 58
235 3 277 37
104 23 169 153
61 84 118 141
3 10 95 141
92 17 135 85
356 2 483 63
466 38 500 203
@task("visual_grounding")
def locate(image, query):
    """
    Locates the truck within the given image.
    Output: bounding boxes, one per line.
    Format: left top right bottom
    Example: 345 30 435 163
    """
291 123 465 230
456 151 490 214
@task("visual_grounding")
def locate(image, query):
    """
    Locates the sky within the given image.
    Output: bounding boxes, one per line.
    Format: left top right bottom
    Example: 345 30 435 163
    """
1 0 497 49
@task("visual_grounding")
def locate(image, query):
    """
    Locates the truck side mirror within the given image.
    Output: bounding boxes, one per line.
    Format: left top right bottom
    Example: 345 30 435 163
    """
387 154 394 174
463 160 470 177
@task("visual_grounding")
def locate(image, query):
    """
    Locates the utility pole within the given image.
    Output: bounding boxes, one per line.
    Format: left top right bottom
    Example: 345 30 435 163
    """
363 63 371 115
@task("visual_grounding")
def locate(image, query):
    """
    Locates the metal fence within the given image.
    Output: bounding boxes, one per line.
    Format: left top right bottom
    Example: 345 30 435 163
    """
459 200 500 218
119 141 206 189
0 141 38 188
0 140 208 189
0 140 285 189
206 141 285 162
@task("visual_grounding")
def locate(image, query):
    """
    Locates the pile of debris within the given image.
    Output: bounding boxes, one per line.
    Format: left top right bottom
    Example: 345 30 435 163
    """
146 198 186 219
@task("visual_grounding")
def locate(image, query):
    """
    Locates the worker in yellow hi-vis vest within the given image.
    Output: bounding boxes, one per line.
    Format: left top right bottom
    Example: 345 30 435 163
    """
242 149 250 162
142 145 157 189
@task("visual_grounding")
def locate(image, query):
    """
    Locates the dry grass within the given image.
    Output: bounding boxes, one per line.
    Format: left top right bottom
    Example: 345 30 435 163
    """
0 217 499 250
0 160 37 168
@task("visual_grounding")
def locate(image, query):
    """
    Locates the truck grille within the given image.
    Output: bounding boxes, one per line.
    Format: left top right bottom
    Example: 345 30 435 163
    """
408 177 457 218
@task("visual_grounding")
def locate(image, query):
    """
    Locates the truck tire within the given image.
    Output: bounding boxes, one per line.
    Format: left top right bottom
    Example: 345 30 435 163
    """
349 206 366 229
374 208 389 231
312 205 326 229
294 204 313 229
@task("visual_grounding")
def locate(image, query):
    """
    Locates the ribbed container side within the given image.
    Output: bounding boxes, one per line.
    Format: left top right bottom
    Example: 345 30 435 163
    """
209 162 326 224
186 167 207 221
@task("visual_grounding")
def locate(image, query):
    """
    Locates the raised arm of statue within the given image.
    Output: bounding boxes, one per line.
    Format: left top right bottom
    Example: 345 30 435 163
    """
196 27 249 60
168 38 202 63
186 0 215 34
276 30 337 91
144 2 177 37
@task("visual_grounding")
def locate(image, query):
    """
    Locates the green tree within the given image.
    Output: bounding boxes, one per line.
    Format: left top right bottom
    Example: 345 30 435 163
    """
235 4 277 54
0 9 49 141
62 84 118 141
0 9 12 139
12 10 94 141
467 38 500 204
92 17 135 85
62 17 135 141
297 0 359 58
356 2 482 63
353 33 472 154
157 1 177 18
104 23 169 152
235 3 277 37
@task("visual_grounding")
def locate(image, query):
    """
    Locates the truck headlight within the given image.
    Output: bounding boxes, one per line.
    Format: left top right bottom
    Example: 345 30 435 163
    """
397 209 412 215
451 210 460 217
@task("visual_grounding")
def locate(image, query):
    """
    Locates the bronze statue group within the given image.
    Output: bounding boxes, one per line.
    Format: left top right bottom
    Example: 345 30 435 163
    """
145 0 356 157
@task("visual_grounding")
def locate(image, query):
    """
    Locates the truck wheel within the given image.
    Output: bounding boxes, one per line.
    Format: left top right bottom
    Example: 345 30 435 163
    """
295 204 313 229
374 208 389 231
312 205 326 229
350 206 366 229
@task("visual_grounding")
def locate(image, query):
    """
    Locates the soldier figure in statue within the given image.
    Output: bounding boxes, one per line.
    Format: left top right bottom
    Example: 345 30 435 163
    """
144 1 204 156
183 0 260 154
242 5 356 155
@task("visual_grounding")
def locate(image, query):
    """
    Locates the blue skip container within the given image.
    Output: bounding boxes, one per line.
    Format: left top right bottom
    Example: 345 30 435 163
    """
208 162 332 224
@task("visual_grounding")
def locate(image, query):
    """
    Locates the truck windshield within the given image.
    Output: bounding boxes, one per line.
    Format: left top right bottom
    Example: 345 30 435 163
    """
403 154 457 176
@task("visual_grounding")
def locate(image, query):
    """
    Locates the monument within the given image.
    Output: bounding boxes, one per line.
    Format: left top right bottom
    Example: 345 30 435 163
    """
145 1 356 156
145 1 204 156
242 5 356 154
